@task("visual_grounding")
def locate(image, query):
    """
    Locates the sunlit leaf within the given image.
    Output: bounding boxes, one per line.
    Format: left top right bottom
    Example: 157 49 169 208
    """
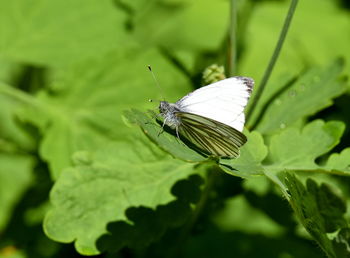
0 0 129 66
0 153 35 230
219 130 267 178
11 48 192 178
240 0 350 82
253 60 348 134
324 148 350 174
266 120 346 175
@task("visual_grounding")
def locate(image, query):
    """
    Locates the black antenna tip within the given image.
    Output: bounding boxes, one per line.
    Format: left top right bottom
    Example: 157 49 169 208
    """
147 65 152 71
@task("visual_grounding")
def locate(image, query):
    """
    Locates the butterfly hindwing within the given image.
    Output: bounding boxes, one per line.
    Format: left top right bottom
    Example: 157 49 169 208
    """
176 112 247 158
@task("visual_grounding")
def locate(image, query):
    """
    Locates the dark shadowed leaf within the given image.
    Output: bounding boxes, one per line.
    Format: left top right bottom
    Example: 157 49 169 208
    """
44 138 202 255
283 174 348 258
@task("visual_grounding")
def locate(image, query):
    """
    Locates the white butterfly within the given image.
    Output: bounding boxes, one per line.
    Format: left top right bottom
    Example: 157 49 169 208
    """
158 76 254 158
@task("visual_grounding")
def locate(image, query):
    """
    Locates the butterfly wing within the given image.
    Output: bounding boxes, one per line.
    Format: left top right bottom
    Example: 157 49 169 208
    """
176 112 246 158
176 76 253 132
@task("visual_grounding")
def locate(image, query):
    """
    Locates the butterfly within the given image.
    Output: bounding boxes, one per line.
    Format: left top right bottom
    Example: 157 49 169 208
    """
158 76 254 158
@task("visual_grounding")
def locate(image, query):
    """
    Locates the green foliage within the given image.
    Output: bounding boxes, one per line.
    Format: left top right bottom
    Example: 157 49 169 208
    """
326 148 350 174
130 0 229 50
44 139 201 254
0 0 129 67
0 0 349 257
1 49 192 179
0 153 35 230
219 130 267 177
267 120 346 173
124 109 206 162
283 174 349 258
253 59 348 133
242 0 350 126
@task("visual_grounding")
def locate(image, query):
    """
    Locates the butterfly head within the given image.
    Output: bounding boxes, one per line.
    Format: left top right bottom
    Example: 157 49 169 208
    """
159 101 170 113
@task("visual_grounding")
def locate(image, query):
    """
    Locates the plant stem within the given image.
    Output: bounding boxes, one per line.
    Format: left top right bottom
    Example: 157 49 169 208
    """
0 83 40 107
245 0 299 125
228 0 237 76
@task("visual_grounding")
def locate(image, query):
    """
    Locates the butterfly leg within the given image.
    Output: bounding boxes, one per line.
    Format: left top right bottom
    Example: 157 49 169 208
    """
175 126 181 141
151 112 162 120
157 129 164 136
174 127 187 146
157 118 167 136
145 111 162 125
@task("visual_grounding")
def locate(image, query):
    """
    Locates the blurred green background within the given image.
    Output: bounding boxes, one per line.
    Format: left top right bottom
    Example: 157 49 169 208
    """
0 0 350 257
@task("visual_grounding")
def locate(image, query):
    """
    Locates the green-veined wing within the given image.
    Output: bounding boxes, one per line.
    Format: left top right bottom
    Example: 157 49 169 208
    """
176 112 247 158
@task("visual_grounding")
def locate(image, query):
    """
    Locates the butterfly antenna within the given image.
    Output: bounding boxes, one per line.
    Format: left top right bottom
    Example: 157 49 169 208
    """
148 65 166 101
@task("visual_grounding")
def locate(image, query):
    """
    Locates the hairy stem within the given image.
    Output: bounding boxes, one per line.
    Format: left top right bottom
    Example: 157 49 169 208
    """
246 0 299 125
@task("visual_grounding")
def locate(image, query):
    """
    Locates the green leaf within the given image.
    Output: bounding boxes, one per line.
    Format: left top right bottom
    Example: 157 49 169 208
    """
219 130 267 178
44 139 200 255
263 119 349 201
0 153 35 230
0 0 129 67
240 0 350 82
324 148 350 174
253 60 348 134
123 109 207 162
97 174 203 253
130 0 229 51
283 173 348 258
242 0 350 130
123 111 268 178
10 48 192 178
266 120 346 174
125 0 229 74
212 195 285 236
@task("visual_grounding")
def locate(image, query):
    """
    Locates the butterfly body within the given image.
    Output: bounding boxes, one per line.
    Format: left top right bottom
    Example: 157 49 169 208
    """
158 76 254 158
159 101 181 129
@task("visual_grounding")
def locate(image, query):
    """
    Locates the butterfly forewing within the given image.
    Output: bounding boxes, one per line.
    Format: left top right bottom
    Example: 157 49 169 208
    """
176 112 247 158
176 77 254 132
